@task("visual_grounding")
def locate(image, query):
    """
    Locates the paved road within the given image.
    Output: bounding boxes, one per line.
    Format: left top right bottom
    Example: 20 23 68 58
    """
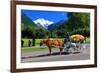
21 44 90 63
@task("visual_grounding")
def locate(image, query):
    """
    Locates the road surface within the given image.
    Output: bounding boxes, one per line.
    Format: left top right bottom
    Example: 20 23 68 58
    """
21 44 90 63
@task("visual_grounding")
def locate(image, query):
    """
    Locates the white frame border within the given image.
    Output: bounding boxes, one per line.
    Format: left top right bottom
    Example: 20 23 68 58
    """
16 5 95 69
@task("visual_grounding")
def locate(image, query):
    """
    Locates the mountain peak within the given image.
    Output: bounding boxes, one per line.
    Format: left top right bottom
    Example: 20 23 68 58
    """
33 18 54 29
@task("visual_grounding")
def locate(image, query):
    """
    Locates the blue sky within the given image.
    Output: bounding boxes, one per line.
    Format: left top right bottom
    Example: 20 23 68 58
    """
21 9 68 23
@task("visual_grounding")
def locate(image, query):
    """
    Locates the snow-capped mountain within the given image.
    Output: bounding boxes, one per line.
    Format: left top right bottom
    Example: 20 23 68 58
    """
33 18 54 29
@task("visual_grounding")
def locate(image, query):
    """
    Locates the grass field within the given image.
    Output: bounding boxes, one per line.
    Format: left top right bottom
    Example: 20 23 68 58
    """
21 46 48 52
21 37 90 53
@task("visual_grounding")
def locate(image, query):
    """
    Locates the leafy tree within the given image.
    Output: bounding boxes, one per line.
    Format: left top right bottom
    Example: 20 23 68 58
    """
70 28 90 37
35 27 49 38
66 12 90 31
21 27 33 38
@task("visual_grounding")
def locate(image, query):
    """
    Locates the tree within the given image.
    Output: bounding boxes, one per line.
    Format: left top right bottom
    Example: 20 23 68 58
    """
21 27 33 38
35 27 49 38
66 12 90 31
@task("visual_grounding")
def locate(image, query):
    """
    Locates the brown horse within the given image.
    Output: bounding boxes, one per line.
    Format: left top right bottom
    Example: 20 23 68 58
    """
40 39 64 55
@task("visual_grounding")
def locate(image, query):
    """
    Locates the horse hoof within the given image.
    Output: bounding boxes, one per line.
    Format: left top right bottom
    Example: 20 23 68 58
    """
60 53 62 55
49 54 51 56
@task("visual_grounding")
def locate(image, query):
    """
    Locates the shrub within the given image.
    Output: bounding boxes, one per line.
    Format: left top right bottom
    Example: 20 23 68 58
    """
70 28 90 37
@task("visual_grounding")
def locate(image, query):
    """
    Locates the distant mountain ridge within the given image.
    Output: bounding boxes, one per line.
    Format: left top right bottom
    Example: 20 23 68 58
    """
48 20 67 30
21 13 67 31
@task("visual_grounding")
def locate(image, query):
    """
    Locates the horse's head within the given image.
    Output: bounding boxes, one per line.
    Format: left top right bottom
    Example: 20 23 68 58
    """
40 40 46 46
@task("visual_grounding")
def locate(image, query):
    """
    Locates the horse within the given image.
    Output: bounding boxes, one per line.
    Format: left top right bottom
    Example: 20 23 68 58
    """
40 39 64 55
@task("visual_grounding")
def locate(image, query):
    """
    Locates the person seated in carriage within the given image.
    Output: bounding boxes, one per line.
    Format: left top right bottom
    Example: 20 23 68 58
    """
64 32 71 52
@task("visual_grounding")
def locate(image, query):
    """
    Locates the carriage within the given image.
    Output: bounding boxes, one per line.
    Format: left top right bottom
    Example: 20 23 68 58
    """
64 34 86 54
40 34 86 55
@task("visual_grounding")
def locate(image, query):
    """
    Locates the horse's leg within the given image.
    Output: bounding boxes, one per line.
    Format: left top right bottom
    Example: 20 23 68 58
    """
59 47 63 55
48 47 52 55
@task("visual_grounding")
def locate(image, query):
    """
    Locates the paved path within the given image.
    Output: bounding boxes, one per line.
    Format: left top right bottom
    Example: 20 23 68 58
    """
21 44 90 63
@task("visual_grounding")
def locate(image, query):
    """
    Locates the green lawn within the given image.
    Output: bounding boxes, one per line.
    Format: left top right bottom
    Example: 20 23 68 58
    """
22 46 48 53
21 37 90 53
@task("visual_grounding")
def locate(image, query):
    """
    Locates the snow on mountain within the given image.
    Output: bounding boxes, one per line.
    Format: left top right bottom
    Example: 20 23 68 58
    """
33 18 54 29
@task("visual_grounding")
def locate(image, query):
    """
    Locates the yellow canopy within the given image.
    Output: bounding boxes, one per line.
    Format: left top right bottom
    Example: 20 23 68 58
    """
71 34 85 40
